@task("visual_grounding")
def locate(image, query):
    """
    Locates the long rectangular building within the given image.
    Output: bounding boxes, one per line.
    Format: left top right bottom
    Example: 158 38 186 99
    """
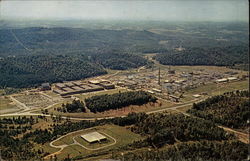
53 80 115 96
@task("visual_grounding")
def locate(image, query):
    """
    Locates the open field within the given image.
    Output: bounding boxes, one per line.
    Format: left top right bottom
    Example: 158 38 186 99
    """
30 79 248 119
184 80 249 96
12 93 55 109
45 124 142 160
0 96 20 114
0 96 16 110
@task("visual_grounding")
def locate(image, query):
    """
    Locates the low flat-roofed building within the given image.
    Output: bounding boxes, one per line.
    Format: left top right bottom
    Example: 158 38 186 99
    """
175 79 186 84
55 83 65 89
169 95 180 102
88 84 104 90
81 132 107 143
53 89 65 95
63 87 75 92
88 80 100 84
152 88 162 93
216 78 228 83
73 81 83 86
227 77 238 81
193 94 201 98
99 82 115 89
147 90 155 94
71 86 84 91
64 82 75 87
80 84 89 89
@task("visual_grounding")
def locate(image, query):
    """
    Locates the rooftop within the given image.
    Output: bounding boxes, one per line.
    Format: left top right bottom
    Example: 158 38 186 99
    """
81 132 107 143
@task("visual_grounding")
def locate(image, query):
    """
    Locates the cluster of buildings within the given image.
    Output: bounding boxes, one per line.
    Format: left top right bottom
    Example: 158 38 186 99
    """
39 65 244 102
52 80 115 96
215 77 238 83
108 67 242 100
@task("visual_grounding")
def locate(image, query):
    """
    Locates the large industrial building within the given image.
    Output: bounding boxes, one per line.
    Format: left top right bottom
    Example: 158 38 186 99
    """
53 80 115 96
81 132 107 144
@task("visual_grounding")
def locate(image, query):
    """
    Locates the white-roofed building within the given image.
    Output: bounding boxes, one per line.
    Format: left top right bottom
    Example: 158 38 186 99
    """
81 132 107 143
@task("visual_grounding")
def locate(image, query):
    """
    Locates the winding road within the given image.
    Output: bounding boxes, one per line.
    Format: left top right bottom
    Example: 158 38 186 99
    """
44 127 117 159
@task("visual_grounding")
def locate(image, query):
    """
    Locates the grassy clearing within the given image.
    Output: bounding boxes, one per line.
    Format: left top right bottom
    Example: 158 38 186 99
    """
185 80 248 96
34 142 60 156
176 80 249 112
49 124 142 160
0 96 20 114
0 96 16 110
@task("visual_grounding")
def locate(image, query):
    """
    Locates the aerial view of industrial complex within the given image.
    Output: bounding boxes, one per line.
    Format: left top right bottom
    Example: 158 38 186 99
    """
0 1 249 161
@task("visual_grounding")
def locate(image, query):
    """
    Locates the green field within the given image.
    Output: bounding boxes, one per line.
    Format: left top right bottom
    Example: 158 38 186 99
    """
47 124 142 160
185 80 248 96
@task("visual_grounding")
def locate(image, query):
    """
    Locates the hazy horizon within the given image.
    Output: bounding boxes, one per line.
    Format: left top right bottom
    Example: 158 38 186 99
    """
0 0 249 22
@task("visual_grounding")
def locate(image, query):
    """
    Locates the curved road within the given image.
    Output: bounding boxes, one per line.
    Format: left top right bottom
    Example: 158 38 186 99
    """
45 127 117 159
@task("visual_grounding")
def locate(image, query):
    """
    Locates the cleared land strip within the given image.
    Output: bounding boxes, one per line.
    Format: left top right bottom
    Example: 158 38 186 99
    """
218 126 249 144
10 29 32 52
172 110 249 144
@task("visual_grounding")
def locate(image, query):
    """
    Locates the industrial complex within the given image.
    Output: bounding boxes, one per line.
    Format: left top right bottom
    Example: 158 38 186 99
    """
52 80 115 96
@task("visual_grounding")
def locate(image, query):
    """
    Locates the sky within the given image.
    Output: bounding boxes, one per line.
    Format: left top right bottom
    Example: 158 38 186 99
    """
0 0 249 22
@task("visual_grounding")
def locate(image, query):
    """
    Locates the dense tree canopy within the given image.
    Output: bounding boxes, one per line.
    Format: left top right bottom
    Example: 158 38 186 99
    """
155 45 248 66
63 100 86 113
188 90 249 129
0 55 107 88
85 91 157 113
113 140 248 161
131 113 231 148
91 52 147 70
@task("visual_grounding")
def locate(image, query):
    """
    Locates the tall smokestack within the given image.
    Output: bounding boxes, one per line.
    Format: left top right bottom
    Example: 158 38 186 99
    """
158 67 160 85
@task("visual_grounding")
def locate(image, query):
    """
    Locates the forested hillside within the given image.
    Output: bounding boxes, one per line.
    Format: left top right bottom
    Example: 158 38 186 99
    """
114 140 247 161
155 45 249 66
188 90 249 129
0 53 147 88
1 112 248 160
90 52 147 70
0 22 249 88
0 55 106 88
111 113 247 161
0 27 165 57
131 113 231 148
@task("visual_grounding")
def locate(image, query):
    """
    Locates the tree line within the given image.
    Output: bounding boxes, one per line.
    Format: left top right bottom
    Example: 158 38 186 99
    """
113 140 248 161
188 90 249 129
85 91 157 113
155 45 248 66
60 100 86 113
130 113 232 148
0 55 107 88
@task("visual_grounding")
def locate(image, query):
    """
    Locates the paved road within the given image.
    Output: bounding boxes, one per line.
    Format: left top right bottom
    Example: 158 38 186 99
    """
45 127 117 159
0 98 200 121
